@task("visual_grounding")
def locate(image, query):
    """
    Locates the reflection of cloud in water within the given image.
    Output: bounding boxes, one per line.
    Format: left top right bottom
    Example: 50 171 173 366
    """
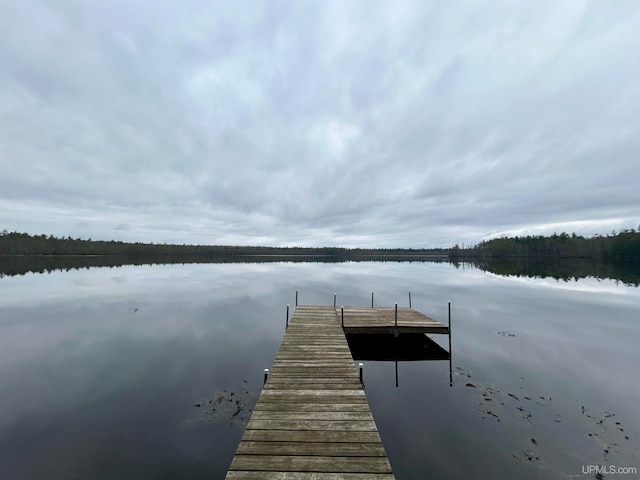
483 272 640 297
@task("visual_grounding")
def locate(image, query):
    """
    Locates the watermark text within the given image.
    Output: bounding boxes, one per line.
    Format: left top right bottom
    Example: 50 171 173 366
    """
582 465 637 476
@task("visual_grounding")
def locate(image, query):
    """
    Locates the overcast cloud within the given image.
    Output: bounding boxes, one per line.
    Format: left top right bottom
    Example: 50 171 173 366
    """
1 0 639 248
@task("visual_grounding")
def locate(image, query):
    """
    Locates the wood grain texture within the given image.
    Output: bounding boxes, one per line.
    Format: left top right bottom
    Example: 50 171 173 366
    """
226 471 395 480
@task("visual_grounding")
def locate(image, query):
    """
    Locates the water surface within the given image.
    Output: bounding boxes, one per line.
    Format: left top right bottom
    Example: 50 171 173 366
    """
1 262 638 479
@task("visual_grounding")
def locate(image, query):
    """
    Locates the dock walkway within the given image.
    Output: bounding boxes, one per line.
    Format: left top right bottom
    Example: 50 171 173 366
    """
226 304 449 479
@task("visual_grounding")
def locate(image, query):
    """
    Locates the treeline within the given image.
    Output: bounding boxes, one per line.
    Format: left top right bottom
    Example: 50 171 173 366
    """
4 229 639 263
449 229 640 260
0 230 449 259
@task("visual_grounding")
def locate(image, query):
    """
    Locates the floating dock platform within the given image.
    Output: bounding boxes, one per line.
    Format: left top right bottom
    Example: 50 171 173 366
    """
339 306 449 335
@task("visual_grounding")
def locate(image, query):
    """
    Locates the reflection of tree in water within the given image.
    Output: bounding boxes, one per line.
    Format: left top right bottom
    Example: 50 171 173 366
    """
193 381 259 427
453 256 640 287
3 251 639 286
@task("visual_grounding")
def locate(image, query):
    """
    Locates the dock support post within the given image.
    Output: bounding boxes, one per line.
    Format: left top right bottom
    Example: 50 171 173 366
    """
341 306 344 328
394 302 398 337
448 301 452 342
395 302 398 328
264 368 269 385
286 304 289 329
359 363 364 387
371 292 374 308
395 360 399 388
295 290 298 306
409 291 412 308
333 293 336 307
448 301 453 387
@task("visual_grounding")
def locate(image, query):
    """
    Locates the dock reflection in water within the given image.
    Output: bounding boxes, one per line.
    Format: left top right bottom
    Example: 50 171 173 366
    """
347 333 452 388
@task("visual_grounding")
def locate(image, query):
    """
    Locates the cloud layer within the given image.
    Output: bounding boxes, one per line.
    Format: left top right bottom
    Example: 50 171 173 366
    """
2 0 639 247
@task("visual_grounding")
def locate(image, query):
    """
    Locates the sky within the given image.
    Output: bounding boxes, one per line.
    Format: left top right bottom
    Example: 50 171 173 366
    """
1 0 639 248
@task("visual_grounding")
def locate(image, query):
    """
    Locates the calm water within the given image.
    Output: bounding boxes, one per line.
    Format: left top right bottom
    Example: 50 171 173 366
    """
1 262 638 479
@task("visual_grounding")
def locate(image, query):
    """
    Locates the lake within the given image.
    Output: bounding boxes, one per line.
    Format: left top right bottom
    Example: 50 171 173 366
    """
1 261 638 479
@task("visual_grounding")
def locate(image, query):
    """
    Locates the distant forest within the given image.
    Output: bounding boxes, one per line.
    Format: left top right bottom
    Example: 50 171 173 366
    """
447 229 640 286
2 229 639 260
448 228 640 260
0 230 448 259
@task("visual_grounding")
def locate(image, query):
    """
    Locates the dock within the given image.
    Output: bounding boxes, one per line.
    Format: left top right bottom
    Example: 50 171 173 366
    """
225 302 450 479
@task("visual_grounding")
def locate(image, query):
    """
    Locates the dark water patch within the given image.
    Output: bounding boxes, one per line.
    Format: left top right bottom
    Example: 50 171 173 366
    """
347 333 450 362
192 384 259 427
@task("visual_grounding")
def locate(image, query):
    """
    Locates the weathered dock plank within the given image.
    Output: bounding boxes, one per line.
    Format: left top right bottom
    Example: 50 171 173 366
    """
253 403 371 413
255 397 369 405
229 455 393 473
236 441 387 456
226 472 395 480
259 389 366 397
240 429 384 443
246 419 379 432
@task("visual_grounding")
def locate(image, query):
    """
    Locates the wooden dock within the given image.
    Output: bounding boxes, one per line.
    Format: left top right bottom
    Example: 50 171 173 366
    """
340 306 449 335
225 304 450 479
